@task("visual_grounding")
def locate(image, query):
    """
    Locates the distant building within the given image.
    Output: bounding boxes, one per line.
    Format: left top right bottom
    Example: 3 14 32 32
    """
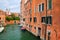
11 12 20 17
0 10 6 26
6 9 11 16
5 12 20 25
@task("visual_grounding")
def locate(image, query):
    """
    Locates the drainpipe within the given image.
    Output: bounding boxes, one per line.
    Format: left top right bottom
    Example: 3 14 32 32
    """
29 0 32 32
54 29 57 40
44 0 47 40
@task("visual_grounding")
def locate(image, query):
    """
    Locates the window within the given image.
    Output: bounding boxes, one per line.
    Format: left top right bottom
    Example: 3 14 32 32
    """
0 18 1 20
29 9 32 14
42 3 44 11
34 27 36 29
34 17 37 22
47 16 52 24
29 25 32 31
39 5 41 12
23 18 25 21
26 24 28 26
39 3 44 12
48 31 51 40
41 16 52 24
48 0 52 9
30 17 32 22
29 25 32 28
41 17 45 23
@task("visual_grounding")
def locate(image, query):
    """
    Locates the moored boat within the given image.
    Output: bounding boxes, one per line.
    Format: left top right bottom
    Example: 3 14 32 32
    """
21 27 26 31
0 27 4 32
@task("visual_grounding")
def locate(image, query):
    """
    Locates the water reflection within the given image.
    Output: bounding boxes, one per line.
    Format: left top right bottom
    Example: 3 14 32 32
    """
0 25 40 40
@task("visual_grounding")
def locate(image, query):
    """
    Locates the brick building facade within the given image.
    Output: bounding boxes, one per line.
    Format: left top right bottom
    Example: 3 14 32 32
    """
21 0 60 40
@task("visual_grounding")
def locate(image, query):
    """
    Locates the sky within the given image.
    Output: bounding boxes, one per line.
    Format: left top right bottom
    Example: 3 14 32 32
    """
0 0 21 13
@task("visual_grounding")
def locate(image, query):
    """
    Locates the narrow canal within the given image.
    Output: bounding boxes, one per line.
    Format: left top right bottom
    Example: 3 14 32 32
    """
0 24 40 40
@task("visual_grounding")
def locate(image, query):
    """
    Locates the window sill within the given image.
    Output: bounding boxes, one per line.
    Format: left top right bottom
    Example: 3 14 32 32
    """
42 23 52 26
34 22 36 23
47 24 52 26
39 11 44 13
47 8 52 11
42 23 46 24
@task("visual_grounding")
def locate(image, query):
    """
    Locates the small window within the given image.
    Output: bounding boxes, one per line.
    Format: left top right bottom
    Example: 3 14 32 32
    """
29 25 32 28
42 3 44 11
34 27 36 29
30 17 32 22
39 3 44 12
0 18 1 20
48 32 51 40
34 17 37 22
41 17 45 23
26 24 28 26
23 18 25 21
39 5 41 12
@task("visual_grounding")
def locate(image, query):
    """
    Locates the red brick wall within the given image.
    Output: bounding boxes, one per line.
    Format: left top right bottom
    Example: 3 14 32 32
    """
21 0 60 40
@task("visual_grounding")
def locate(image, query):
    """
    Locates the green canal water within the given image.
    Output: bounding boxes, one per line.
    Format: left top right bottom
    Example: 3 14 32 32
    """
0 24 40 40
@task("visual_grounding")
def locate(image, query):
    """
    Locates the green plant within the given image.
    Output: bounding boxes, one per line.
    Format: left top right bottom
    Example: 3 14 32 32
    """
6 13 20 21
15 17 20 20
6 16 13 21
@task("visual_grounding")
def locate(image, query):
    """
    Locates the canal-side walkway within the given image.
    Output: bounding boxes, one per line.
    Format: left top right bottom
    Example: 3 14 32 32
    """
0 24 40 40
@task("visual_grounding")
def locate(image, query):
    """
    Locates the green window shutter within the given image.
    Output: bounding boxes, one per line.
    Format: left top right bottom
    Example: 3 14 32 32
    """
42 3 44 11
49 0 52 9
39 5 41 12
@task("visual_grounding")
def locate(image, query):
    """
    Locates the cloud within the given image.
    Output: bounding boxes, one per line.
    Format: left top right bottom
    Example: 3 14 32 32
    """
0 0 20 13
9 5 19 9
0 0 9 7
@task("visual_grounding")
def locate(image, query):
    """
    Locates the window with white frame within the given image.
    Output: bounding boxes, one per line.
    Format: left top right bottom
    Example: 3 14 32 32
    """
39 3 44 12
39 4 41 12
42 3 44 11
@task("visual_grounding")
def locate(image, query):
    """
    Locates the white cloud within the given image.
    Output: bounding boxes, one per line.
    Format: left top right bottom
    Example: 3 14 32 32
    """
0 0 20 13
9 5 19 9
0 0 9 7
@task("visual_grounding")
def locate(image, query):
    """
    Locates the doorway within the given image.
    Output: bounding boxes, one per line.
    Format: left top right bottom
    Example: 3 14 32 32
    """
48 31 51 40
38 28 41 36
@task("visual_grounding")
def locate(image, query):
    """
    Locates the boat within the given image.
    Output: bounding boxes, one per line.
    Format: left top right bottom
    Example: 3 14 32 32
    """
0 27 4 32
21 27 26 31
18 24 23 27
